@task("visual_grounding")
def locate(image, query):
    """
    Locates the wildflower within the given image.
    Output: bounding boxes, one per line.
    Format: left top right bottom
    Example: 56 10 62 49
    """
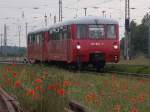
63 80 71 87
15 81 21 87
13 72 17 77
12 63 16 67
99 90 104 97
6 67 11 72
85 92 97 103
138 93 145 103
114 104 121 112
139 79 145 85
103 79 109 86
35 78 42 84
35 86 42 91
48 85 57 91
130 107 138 112
57 89 65 96
27 89 35 97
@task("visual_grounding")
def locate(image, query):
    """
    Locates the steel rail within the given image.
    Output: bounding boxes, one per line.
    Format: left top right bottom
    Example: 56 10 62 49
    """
0 87 23 112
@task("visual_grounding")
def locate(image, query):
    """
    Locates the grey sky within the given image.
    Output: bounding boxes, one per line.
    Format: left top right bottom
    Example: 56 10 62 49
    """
0 0 150 47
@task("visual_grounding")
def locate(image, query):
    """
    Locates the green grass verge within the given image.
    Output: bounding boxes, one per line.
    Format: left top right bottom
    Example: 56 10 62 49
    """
0 64 150 112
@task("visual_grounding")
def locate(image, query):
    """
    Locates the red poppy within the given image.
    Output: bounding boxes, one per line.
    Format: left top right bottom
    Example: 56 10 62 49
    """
35 78 42 84
27 89 35 96
15 81 21 87
35 86 42 91
12 63 16 67
139 79 145 85
130 107 138 112
13 72 17 77
57 89 65 96
48 85 57 91
99 91 104 97
63 80 71 87
103 79 109 86
138 93 145 103
6 67 11 72
85 92 97 103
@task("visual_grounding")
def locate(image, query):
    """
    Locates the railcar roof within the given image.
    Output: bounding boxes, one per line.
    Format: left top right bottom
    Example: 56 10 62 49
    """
49 16 118 29
28 28 49 35
28 16 118 34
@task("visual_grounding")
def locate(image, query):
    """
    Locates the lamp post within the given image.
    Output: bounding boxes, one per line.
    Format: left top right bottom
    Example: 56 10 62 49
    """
84 8 87 16
102 11 106 18
0 34 2 55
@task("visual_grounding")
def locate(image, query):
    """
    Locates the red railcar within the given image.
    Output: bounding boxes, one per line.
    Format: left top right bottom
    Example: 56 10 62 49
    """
27 16 120 70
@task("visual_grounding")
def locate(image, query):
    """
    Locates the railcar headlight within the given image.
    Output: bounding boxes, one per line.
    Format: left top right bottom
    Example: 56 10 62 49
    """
76 45 81 50
113 45 118 50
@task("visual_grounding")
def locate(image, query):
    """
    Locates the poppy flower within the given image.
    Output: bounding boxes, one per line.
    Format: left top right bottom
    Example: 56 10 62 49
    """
27 89 35 97
139 79 145 85
63 80 71 87
85 92 97 103
12 63 16 67
6 67 11 72
99 91 104 97
15 81 21 87
13 72 17 77
130 107 138 112
57 89 65 96
35 78 42 84
48 85 56 91
138 93 145 103
103 79 109 86
35 86 42 91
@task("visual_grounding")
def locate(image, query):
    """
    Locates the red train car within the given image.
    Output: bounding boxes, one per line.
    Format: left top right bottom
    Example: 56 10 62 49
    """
27 16 120 70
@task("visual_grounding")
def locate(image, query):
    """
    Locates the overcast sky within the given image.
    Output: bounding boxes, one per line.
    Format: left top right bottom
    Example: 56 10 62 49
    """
0 0 150 47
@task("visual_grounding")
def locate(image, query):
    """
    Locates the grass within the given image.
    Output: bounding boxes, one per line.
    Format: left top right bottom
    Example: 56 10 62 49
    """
0 64 150 112
107 64 150 74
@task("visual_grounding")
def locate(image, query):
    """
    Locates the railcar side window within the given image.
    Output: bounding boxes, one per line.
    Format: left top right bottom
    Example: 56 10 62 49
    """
107 25 116 39
31 35 35 44
63 26 71 40
89 25 105 39
77 25 87 39
37 34 40 44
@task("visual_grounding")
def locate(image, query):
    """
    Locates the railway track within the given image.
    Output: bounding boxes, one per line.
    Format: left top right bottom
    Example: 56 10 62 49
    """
0 60 150 78
0 87 23 112
0 60 25 65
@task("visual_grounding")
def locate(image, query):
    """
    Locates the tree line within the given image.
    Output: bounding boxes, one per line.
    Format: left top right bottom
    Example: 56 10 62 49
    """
120 14 149 58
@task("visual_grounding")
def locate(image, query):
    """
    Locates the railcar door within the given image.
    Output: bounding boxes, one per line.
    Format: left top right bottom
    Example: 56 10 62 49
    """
43 31 49 61
63 26 72 62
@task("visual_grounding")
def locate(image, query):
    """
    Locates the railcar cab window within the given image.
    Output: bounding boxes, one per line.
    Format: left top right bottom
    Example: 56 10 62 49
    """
77 25 87 39
89 25 105 39
36 34 43 45
107 25 116 39
49 26 70 40
28 35 32 44
52 28 60 40
63 26 70 40
31 35 36 44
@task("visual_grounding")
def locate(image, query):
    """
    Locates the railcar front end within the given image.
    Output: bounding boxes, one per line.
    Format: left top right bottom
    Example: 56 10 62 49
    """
70 18 120 70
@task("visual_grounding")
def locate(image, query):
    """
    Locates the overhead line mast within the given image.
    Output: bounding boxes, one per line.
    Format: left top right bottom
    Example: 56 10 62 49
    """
59 0 63 22
125 0 130 60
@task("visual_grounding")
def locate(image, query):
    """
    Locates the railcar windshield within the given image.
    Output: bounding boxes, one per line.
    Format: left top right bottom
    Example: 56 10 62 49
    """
77 24 117 39
107 25 116 39
89 25 105 39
